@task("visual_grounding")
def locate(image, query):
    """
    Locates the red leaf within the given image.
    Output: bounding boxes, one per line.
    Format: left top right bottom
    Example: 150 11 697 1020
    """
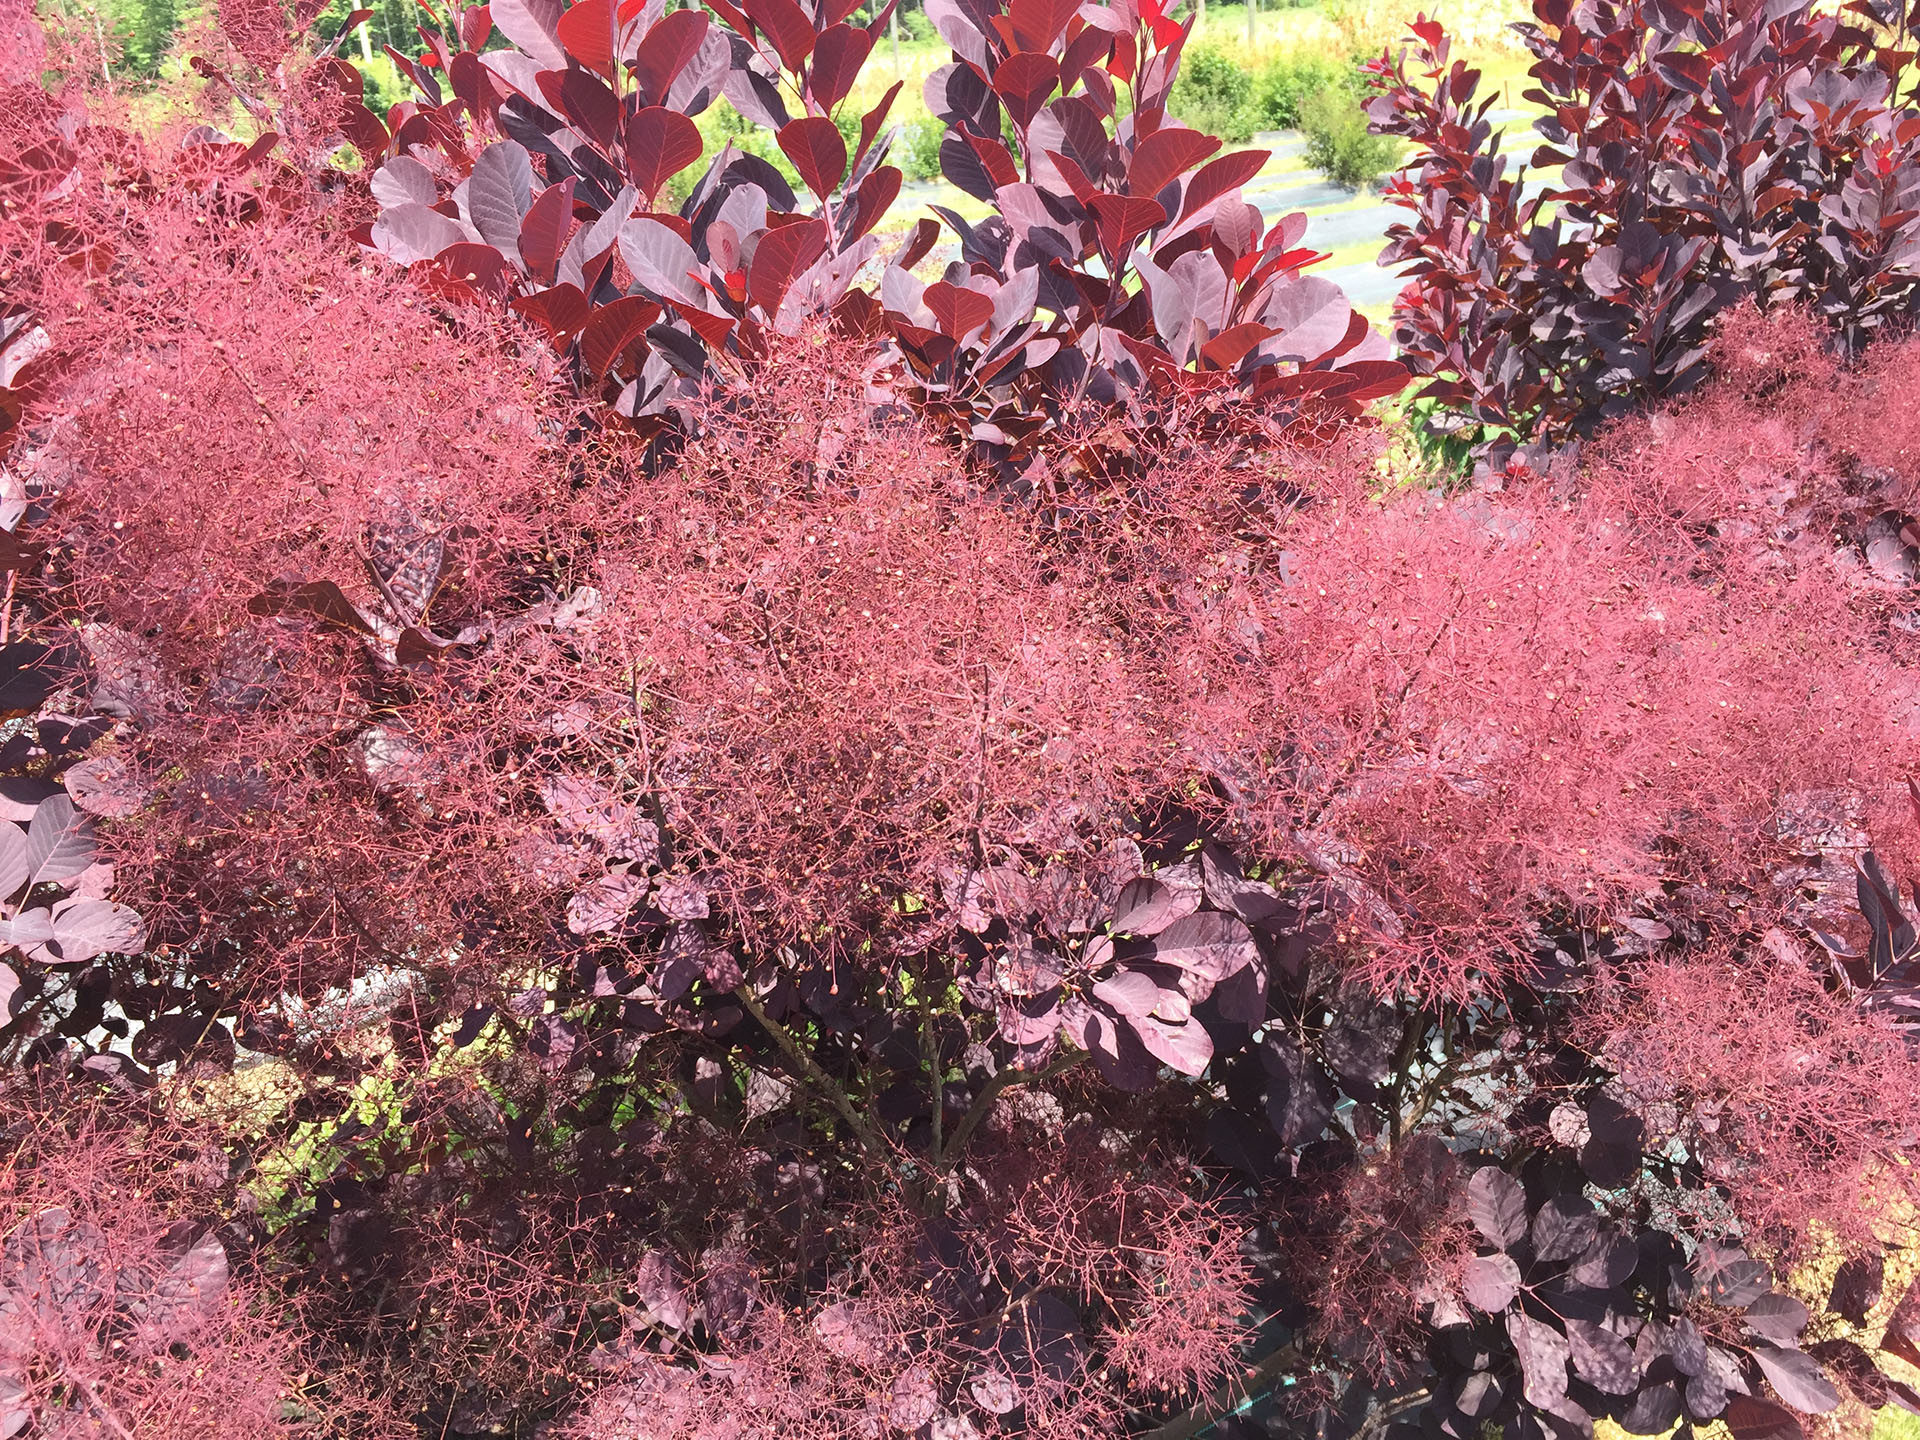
630 8 711 104
430 241 513 297
1129 126 1220 199
854 80 902 170
558 68 620 148
1177 147 1266 223
748 216 828 313
1046 148 1097 203
519 176 575 284
556 0 615 76
1089 192 1166 254
626 107 704 204
511 283 592 349
1008 0 1077 51
1200 321 1274 370
923 280 994 338
340 102 390 161
808 23 872 111
1324 359 1408 404
994 52 1060 129
966 132 1021 189
778 116 848 199
741 0 815 71
846 164 901 243
581 295 664 377
893 216 940 272
668 299 737 348
461 4 492 49
703 0 754 43
1058 23 1111 93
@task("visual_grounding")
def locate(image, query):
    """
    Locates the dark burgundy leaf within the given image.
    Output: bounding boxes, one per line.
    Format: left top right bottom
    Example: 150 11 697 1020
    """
1743 1293 1809 1346
627 108 704 204
1749 1346 1839 1413
748 217 829 314
580 296 664 378
921 280 994 338
846 165 901 244
1567 1318 1639 1395
1129 126 1220 199
1531 1194 1598 1262
994 52 1060 129
518 176 575 284
1007 0 1077 50
778 116 848 200
1462 1252 1521 1312
741 0 815 70
1089 192 1166 254
631 9 713 105
1827 1251 1882 1325
1177 147 1267 223
1466 1167 1528 1249
512 283 592 350
1725 1395 1806 1440
808 23 872 111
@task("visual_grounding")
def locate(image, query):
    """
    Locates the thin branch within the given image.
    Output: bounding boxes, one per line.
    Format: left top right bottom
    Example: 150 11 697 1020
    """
733 983 888 1156
935 1049 1081 1175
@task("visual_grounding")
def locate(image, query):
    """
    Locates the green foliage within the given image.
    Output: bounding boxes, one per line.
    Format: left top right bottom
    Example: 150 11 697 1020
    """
1169 42 1255 141
900 4 935 41
900 117 943 180
1249 48 1349 130
1301 84 1402 187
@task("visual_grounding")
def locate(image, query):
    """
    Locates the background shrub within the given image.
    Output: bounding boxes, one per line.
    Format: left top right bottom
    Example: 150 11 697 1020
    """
1250 48 1350 129
1301 83 1402 186
1169 42 1257 141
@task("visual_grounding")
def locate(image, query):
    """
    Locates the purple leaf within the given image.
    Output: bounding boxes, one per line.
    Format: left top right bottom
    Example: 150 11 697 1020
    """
1110 877 1192 935
370 202 466 266
1508 1311 1570 1405
1146 911 1256 995
488 0 566 67
1462 1252 1521 1312
63 755 147 819
1750 1346 1840 1414
468 141 536 257
0 824 27 900
1567 1318 1640 1394
1744 1293 1810 1346
1466 1167 1528 1249
25 795 93 886
1127 1012 1212 1075
1531 1193 1598 1262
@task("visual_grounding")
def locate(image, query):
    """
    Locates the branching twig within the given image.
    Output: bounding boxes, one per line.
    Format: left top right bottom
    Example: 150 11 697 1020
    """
733 983 888 1157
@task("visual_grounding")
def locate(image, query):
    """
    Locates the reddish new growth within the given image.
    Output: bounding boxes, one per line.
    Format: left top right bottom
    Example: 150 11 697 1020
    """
1582 938 1920 1256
